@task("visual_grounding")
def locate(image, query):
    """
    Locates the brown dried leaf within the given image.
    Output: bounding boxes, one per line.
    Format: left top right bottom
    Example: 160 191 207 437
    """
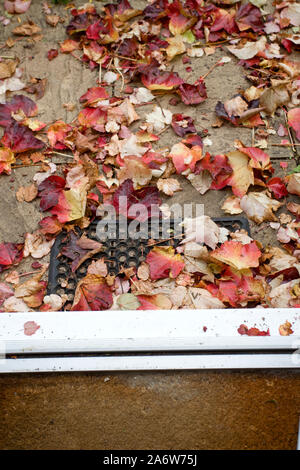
13 21 42 36
26 78 47 100
0 59 18 80
46 14 60 27
16 184 38 202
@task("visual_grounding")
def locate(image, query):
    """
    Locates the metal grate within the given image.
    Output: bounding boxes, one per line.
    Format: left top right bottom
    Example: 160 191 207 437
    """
47 216 250 305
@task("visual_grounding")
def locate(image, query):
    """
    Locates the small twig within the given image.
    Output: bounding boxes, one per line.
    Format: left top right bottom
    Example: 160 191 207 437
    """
114 58 125 92
283 109 296 153
0 55 15 59
12 163 42 169
114 54 140 63
271 143 300 147
147 233 185 247
251 127 255 147
192 39 230 47
157 124 171 136
154 97 166 118
201 59 223 80
98 61 102 84
18 270 44 278
51 151 74 159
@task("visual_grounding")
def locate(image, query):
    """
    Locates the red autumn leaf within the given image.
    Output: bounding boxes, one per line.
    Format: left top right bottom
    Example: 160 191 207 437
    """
267 177 288 199
112 179 161 222
47 48 58 61
77 107 107 131
39 216 63 236
143 0 167 21
0 94 37 127
195 153 232 190
0 282 14 307
176 81 207 105
169 13 195 35
66 4 99 36
60 232 102 272
182 134 203 148
86 20 105 40
169 142 202 174
0 242 23 273
211 8 236 34
71 274 113 311
47 120 72 150
38 175 66 211
218 275 265 307
171 113 196 137
146 246 184 280
235 3 264 33
79 86 109 107
1 122 44 153
238 324 270 336
106 0 141 21
141 69 184 91
287 108 300 141
238 147 271 171
211 241 262 270
24 321 40 336
50 186 87 223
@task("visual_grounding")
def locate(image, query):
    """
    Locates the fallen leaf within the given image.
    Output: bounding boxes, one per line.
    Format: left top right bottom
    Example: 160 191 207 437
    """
211 240 261 270
279 321 294 336
24 321 40 336
13 21 41 36
157 178 182 196
16 183 38 202
117 293 141 310
240 192 282 224
146 246 184 280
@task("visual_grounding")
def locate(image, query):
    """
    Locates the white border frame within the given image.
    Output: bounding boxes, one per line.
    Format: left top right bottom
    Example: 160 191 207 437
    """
0 308 300 372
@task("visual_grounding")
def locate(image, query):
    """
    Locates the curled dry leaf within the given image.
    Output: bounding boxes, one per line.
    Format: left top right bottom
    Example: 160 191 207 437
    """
227 36 266 60
42 294 64 311
137 262 150 281
24 230 54 258
259 82 290 115
286 172 300 196
240 192 283 224
13 21 42 36
0 60 18 80
46 15 60 27
279 321 294 336
222 195 243 214
157 178 182 196
182 215 229 249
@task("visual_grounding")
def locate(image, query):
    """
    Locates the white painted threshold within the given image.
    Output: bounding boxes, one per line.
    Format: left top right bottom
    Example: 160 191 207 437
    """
0 308 299 372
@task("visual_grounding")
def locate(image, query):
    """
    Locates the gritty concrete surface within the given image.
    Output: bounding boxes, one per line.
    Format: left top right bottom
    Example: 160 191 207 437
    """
0 0 299 450
0 370 299 450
